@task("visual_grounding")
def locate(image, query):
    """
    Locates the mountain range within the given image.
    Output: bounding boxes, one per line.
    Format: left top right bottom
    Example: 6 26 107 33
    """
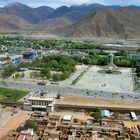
0 2 140 38
59 8 140 38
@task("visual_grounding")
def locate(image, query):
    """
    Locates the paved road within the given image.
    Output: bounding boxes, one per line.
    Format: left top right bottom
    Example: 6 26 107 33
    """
0 80 140 103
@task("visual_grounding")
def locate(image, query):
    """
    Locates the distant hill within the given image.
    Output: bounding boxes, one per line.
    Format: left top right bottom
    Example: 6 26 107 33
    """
35 6 54 20
0 13 30 31
57 8 140 38
37 17 73 30
0 2 54 23
0 2 124 23
48 3 123 22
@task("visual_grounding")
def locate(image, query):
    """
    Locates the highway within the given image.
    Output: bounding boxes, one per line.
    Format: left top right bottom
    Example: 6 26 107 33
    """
0 79 140 103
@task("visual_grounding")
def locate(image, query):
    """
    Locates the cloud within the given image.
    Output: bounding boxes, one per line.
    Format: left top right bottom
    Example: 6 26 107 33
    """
0 0 140 8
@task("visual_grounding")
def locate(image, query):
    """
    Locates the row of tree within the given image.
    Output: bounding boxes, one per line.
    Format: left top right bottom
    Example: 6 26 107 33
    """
2 54 139 79
73 55 140 67
40 56 76 81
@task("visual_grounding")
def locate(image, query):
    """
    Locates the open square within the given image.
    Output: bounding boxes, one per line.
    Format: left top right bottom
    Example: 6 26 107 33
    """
75 66 133 93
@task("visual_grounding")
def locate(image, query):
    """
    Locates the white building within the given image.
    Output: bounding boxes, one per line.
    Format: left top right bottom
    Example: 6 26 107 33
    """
23 96 54 112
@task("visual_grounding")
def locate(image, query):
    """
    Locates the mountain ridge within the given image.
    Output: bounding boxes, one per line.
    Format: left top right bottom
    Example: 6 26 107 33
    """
0 2 140 38
57 8 140 38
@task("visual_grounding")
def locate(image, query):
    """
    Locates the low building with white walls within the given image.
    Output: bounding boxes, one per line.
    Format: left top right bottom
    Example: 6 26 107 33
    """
23 95 54 112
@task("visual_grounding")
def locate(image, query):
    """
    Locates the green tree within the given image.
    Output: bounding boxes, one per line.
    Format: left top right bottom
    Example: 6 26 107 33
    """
56 93 61 99
15 73 20 79
61 71 70 80
18 62 30 68
90 108 102 121
52 74 61 81
51 60 59 69
83 58 92 65
2 65 16 78
41 67 51 79
97 57 109 65
114 112 119 118
30 72 40 78
25 119 38 130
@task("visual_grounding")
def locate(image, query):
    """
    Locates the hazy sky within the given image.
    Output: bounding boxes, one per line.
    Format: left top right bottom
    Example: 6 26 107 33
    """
0 0 140 8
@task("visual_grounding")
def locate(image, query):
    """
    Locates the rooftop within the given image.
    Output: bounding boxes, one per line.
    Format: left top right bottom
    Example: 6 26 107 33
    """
10 55 22 59
55 95 140 111
101 110 110 117
63 115 72 121
28 96 54 102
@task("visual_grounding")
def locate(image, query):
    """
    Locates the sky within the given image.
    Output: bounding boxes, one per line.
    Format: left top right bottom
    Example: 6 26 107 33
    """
0 0 140 8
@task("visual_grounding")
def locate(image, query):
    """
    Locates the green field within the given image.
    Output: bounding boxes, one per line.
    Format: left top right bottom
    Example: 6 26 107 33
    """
0 88 28 102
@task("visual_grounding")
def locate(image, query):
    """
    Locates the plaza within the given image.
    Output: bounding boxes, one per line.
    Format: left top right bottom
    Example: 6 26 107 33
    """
75 66 133 93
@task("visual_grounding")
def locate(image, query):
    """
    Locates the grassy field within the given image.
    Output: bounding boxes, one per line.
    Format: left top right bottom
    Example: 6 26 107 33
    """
0 87 28 102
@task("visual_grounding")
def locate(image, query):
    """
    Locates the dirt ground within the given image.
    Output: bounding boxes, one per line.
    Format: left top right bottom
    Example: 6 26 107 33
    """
123 121 140 129
0 111 29 139
55 95 140 110
50 111 92 121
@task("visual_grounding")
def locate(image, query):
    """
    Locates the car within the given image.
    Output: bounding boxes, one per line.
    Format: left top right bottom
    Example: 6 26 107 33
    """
37 82 46 85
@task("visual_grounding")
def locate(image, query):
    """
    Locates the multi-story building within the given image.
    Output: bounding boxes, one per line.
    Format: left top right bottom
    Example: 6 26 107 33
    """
23 96 54 112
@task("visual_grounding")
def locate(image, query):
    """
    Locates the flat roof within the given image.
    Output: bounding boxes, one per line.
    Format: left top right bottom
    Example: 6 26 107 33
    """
63 115 72 121
55 95 140 111
28 96 54 101
101 110 110 117
31 105 47 108
130 112 137 120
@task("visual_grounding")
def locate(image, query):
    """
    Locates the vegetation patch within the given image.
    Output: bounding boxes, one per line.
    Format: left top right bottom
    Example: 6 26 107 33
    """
0 87 28 102
72 68 89 85
98 69 121 75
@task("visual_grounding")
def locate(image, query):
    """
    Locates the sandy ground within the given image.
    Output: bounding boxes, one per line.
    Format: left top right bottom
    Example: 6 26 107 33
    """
50 111 92 121
75 66 133 93
123 121 140 129
0 111 29 139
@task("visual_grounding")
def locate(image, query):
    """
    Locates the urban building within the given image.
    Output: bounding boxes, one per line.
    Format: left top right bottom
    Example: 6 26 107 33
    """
22 51 36 60
17 129 34 140
23 95 54 112
0 55 11 65
10 55 24 64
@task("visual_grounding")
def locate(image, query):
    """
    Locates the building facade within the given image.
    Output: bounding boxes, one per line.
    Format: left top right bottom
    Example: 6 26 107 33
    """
23 96 54 112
